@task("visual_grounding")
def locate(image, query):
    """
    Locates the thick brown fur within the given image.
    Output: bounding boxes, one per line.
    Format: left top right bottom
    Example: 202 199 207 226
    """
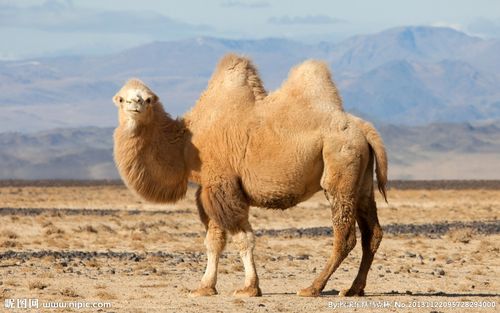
113 54 388 298
113 80 188 203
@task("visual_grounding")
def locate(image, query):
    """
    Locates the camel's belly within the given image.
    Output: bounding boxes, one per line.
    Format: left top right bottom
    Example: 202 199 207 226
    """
241 127 324 209
242 161 323 210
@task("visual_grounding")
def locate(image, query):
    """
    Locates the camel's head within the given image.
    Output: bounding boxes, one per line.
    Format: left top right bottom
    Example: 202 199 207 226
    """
113 79 159 128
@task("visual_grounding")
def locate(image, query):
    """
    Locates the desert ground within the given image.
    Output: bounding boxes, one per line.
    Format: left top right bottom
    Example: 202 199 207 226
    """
0 181 498 312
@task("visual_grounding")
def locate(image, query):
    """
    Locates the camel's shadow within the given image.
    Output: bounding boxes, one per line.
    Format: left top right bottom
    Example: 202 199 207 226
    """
264 290 499 298
373 291 500 298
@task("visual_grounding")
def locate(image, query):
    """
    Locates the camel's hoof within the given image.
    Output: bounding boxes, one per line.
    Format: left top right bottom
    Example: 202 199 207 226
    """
339 288 365 297
233 286 262 297
189 287 218 297
297 286 321 297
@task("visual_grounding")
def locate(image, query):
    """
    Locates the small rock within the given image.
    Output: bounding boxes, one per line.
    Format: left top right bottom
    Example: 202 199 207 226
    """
405 290 413 295
296 254 310 260
418 254 424 264
287 255 294 261
258 304 265 307
405 252 416 258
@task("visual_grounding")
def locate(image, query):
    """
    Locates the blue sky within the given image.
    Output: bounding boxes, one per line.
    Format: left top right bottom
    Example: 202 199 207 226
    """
1 0 500 59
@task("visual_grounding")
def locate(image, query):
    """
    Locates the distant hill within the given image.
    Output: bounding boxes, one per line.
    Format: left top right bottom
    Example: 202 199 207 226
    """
1 122 499 180
1 26 500 132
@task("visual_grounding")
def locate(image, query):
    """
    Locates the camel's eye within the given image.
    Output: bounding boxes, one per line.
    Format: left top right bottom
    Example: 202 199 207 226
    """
145 97 151 104
119 97 124 103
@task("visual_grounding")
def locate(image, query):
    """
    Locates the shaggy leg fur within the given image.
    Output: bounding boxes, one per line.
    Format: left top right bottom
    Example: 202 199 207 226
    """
191 190 227 297
341 195 383 297
341 151 383 297
298 192 357 297
195 179 261 297
190 220 226 297
298 142 362 297
231 220 262 297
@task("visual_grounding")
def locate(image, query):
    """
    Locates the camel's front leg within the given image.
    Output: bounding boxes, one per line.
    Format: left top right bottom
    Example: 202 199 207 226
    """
231 220 262 297
190 220 226 297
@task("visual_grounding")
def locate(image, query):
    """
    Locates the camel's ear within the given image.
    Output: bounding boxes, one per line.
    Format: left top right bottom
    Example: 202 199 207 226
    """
113 95 124 107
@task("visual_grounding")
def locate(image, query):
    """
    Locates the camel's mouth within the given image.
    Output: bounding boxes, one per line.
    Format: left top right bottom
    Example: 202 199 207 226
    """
126 109 141 114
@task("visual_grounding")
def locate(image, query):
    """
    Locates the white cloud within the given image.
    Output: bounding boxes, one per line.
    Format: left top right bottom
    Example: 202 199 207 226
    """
220 0 270 8
269 15 345 25
430 21 464 32
0 0 211 35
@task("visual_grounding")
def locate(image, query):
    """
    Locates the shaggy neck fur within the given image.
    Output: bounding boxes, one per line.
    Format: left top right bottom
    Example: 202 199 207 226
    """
114 104 188 203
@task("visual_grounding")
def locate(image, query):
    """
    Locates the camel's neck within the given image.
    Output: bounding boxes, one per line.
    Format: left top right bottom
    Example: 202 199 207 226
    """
114 107 189 203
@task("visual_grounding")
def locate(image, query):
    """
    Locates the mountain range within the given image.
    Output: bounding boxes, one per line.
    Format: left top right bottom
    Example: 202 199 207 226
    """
1 26 500 132
1 122 499 180
1 25 500 179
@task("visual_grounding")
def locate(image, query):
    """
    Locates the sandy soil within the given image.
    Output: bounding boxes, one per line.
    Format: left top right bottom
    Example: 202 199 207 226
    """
0 184 499 312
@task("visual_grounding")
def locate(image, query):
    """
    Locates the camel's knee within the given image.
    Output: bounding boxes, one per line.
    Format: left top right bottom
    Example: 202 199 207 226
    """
205 221 227 253
233 230 256 254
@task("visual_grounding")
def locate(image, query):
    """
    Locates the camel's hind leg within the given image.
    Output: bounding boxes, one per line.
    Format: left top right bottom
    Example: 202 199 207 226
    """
190 188 227 297
297 190 357 297
231 219 262 297
341 195 383 296
298 137 365 297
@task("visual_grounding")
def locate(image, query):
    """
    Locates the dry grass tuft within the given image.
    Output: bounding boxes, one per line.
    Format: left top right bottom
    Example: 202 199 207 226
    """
85 259 101 268
448 228 473 243
45 225 65 236
1 230 19 239
75 225 98 233
29 280 48 290
1 240 20 248
4 279 20 287
131 232 143 241
98 224 116 233
96 291 117 300
60 287 79 298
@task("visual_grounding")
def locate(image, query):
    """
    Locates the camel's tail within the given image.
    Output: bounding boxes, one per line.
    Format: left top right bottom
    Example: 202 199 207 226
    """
354 117 388 202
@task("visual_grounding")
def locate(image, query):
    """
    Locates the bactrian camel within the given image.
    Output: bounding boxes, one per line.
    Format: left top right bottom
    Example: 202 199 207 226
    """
113 54 387 297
